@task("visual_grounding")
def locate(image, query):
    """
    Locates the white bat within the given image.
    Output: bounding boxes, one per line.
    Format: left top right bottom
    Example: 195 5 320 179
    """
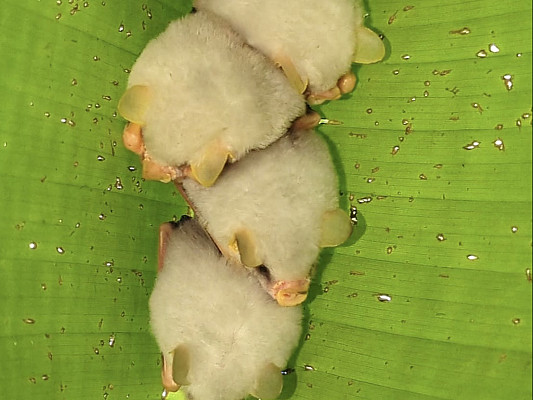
118 10 306 187
149 217 302 399
179 129 353 307
193 0 386 104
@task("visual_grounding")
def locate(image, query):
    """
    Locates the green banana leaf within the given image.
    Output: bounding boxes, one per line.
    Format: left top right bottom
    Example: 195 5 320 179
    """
1 1 531 399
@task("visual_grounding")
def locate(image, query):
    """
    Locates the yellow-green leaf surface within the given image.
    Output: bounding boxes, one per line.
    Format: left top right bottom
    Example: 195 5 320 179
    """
0 1 531 399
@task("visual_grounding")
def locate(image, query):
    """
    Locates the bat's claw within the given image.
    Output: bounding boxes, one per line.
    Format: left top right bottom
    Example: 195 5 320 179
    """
122 122 184 183
122 122 145 155
142 158 174 183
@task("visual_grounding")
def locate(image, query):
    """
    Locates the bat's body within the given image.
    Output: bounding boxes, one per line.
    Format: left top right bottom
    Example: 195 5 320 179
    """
181 130 352 306
194 0 385 103
150 218 302 399
119 11 305 186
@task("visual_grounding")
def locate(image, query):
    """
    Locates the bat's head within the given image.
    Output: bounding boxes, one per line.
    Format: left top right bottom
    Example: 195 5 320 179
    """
226 228 310 306
231 207 353 307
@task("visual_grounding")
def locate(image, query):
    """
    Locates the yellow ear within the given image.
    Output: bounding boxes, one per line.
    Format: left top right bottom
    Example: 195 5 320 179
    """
232 228 263 268
171 345 191 386
189 141 230 187
117 85 153 124
319 208 353 247
353 27 386 64
251 363 283 400
274 51 308 94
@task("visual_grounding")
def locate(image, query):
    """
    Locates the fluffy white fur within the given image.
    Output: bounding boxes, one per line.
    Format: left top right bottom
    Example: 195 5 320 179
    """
182 130 340 285
127 11 305 168
149 218 302 400
194 0 365 93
